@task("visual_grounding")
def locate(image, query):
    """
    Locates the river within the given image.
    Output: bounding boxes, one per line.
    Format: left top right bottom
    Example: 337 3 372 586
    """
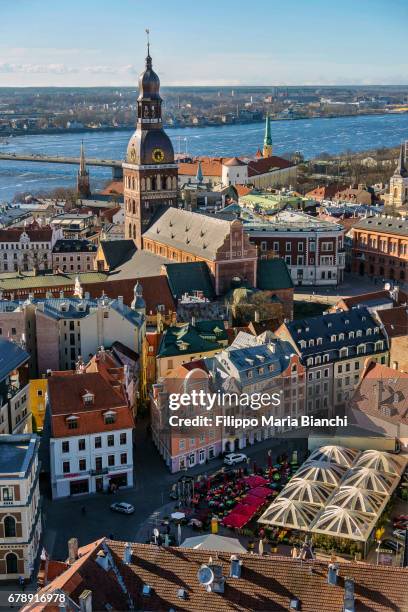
0 113 407 201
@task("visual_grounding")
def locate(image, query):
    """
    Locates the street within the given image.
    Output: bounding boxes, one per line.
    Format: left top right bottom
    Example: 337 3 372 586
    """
41 419 308 559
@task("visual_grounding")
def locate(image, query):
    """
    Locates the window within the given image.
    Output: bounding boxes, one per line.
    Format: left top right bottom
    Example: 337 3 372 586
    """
107 434 114 447
120 433 127 445
63 461 70 474
94 436 102 448
105 413 116 425
273 241 279 252
62 441 69 453
68 420 78 430
79 459 86 471
298 242 304 252
6 552 18 574
2 487 13 502
78 439 86 451
285 255 291 265
179 439 185 450
108 455 115 467
120 453 127 465
286 242 291 251
95 457 102 470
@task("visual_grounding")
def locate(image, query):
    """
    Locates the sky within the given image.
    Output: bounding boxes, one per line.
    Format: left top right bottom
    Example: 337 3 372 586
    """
0 0 407 87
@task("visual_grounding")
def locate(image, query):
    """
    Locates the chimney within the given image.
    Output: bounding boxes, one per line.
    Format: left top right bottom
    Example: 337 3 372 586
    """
254 310 260 323
191 315 196 327
123 542 133 564
79 590 92 612
343 578 355 612
229 555 242 578
59 290 64 299
68 538 79 564
327 563 338 585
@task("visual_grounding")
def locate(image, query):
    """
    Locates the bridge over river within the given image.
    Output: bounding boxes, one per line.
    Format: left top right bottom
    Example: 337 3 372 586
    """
0 152 123 178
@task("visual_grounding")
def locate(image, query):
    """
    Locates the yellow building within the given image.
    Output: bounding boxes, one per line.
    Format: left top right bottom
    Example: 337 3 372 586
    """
29 379 48 431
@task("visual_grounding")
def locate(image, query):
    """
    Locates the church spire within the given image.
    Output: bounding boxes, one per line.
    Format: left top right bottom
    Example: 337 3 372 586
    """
262 114 272 158
394 143 408 178
196 160 203 184
79 140 87 175
77 140 91 198
145 28 152 69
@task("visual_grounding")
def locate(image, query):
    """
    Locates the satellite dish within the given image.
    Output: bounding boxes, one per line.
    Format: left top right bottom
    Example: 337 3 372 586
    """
197 565 214 587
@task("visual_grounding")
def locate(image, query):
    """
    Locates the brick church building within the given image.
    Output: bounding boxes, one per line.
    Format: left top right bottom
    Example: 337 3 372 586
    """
123 42 258 294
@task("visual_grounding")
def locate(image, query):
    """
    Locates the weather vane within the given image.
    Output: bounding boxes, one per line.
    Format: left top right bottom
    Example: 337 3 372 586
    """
145 28 150 55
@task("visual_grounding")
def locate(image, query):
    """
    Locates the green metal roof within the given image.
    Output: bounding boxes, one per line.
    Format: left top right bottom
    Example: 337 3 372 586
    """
157 320 227 358
257 259 294 291
165 261 215 300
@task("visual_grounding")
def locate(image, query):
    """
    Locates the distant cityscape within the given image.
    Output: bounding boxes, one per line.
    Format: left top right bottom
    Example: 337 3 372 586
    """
1 84 408 136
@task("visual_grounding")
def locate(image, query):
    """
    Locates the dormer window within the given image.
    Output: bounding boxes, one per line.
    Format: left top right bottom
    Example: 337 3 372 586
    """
375 340 383 351
366 328 372 336
357 344 366 355
247 370 253 379
339 347 348 358
309 339 314 347
299 340 306 348
317 338 323 345
356 330 362 337
66 415 79 430
331 334 337 342
83 391 94 406
104 410 117 425
307 358 313 366
268 364 275 372
349 331 354 339
258 367 264 375
374 327 379 334
338 333 344 341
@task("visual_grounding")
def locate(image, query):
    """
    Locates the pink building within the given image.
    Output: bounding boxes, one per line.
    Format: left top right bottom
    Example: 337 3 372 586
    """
151 362 222 472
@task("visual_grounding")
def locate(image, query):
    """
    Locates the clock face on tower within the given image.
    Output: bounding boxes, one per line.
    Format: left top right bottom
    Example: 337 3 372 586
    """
152 148 165 163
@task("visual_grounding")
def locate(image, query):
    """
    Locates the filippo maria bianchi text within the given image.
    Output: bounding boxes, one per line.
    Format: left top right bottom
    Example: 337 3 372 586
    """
168 415 348 429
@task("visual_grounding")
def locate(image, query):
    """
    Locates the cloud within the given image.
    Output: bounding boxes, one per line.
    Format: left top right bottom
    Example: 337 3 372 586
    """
84 64 138 75
0 63 79 74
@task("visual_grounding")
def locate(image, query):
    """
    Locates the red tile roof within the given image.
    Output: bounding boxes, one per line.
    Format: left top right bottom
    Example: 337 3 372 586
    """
82 275 176 316
100 180 124 195
24 538 408 612
48 372 133 438
352 361 408 425
376 305 408 338
247 155 293 177
0 225 53 242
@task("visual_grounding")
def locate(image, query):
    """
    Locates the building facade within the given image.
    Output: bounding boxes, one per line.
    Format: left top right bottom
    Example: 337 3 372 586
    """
0 290 145 375
277 307 389 413
123 45 178 248
0 339 31 435
47 371 134 499
0 435 41 580
0 221 61 273
245 211 345 286
52 239 97 273
352 216 408 281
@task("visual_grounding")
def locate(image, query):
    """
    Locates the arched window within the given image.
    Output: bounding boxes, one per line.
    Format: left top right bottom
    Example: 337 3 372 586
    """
133 225 137 240
172 176 177 190
4 516 16 538
6 552 18 574
151 176 156 191
132 200 135 215
166 176 172 190
146 177 151 191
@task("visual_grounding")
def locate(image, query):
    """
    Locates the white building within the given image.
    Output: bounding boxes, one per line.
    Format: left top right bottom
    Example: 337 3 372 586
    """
221 157 248 187
0 221 61 273
0 435 42 580
47 371 134 499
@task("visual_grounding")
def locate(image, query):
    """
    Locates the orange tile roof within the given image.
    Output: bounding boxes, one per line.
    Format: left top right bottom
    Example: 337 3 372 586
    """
100 180 124 195
24 538 408 612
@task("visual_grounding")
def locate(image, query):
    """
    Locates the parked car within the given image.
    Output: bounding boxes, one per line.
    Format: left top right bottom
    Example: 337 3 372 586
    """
110 502 135 514
393 529 407 540
224 453 248 465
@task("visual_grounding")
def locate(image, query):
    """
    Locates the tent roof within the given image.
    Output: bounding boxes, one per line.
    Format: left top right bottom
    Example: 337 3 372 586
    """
180 534 246 554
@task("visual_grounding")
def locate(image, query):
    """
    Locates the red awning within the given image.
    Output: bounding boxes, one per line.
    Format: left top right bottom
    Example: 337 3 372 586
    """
244 475 267 488
222 512 251 529
249 486 271 499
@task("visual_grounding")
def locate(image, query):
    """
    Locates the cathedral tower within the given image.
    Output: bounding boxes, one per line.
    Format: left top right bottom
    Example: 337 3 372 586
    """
262 114 273 158
77 142 91 198
389 144 408 208
124 37 178 249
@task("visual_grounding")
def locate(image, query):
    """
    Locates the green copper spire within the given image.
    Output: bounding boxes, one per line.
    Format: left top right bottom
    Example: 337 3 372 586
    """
264 114 272 146
196 160 203 183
